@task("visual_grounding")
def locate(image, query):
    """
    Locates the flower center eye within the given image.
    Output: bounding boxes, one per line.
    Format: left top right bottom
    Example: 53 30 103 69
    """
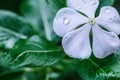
89 19 95 25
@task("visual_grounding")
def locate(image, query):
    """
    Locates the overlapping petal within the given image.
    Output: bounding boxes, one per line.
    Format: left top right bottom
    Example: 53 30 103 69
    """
67 0 99 18
53 8 88 37
62 24 91 59
92 24 120 58
95 6 120 35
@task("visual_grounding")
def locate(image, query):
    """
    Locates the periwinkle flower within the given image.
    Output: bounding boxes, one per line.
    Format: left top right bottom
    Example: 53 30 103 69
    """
53 0 120 59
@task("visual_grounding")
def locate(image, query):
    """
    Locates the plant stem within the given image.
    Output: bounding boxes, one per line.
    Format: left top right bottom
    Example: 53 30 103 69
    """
38 0 52 41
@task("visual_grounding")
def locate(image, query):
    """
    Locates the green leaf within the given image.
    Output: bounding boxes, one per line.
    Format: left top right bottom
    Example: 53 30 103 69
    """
10 36 64 67
46 0 66 13
114 0 120 13
20 0 59 41
0 10 35 49
0 0 21 13
0 67 46 80
75 54 120 80
99 0 115 7
0 53 12 67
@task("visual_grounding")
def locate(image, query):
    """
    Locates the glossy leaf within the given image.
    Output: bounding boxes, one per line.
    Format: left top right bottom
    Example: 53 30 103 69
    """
114 0 120 13
46 0 66 12
75 54 120 80
99 0 115 7
0 10 35 49
20 0 58 41
0 66 46 80
10 36 64 67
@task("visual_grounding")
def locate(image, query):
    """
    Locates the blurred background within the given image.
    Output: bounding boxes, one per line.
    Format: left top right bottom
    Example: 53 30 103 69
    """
0 0 82 80
0 0 120 80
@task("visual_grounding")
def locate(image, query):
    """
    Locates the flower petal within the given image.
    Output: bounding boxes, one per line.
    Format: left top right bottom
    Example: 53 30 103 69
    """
67 0 99 18
53 8 88 37
95 6 120 35
62 24 91 59
92 24 120 58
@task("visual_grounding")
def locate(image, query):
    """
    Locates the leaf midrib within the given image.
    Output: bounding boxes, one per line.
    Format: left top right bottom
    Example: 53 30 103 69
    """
0 26 27 39
88 58 107 74
13 50 63 61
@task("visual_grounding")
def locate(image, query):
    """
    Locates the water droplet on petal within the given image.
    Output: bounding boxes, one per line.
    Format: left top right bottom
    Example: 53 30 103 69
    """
63 17 71 25
90 1 97 5
111 32 116 36
113 16 118 21
105 8 111 13
64 33 72 41
64 37 68 41
78 5 82 9
109 16 119 22
83 0 87 3
109 32 116 39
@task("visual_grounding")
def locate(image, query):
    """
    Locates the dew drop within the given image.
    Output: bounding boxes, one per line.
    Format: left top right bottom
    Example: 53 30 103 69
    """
64 33 72 41
78 5 82 9
106 32 116 43
63 17 71 25
111 32 116 36
83 0 87 3
90 1 97 5
109 16 119 22
107 32 116 41
64 37 68 41
105 8 111 13
113 16 118 21
64 36 69 41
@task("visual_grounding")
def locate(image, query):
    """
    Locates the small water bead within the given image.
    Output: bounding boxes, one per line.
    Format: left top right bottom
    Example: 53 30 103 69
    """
111 32 116 36
113 16 118 21
64 33 72 41
105 32 116 42
109 16 119 22
109 32 116 39
82 0 87 3
105 8 111 13
64 37 68 41
83 0 97 5
90 0 97 5
63 17 71 25
78 5 82 9
64 36 69 41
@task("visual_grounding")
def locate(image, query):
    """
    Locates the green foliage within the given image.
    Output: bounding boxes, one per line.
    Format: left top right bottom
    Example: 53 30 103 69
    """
99 0 115 7
0 0 120 80
75 54 120 80
10 36 64 67
0 10 34 49
20 0 59 42
46 0 66 12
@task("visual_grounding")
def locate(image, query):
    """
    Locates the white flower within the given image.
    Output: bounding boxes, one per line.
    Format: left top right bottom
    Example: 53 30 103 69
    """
53 0 120 59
